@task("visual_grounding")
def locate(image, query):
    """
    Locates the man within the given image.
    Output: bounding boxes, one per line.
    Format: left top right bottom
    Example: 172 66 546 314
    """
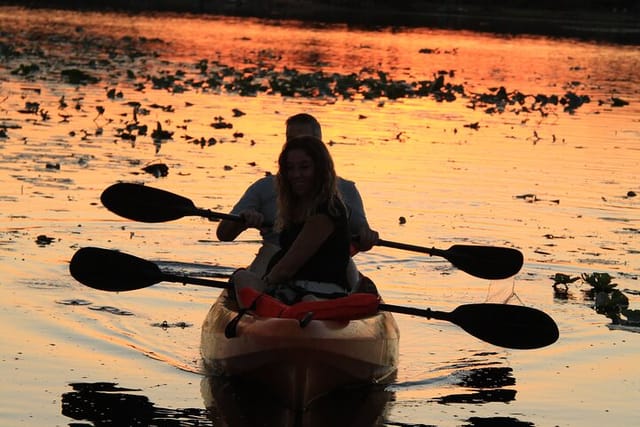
216 113 378 277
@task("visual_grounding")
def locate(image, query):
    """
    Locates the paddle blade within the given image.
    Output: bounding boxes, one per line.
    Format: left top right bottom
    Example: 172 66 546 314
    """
449 303 559 349
445 245 524 280
101 183 197 222
69 247 163 292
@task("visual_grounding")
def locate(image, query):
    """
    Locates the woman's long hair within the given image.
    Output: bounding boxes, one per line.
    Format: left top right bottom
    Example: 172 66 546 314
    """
275 136 342 230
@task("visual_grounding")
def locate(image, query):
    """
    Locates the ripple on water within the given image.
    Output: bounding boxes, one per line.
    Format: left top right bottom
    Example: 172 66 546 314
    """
26 280 69 290
87 305 135 316
56 299 92 306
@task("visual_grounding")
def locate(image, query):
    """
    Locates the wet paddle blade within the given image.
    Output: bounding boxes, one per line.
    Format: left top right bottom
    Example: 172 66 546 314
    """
448 303 559 349
69 247 163 292
379 302 558 350
101 183 197 222
444 245 524 280
377 239 524 280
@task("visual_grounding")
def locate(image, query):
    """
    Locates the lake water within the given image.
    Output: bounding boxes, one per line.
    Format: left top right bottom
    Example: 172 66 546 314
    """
1 6 639 426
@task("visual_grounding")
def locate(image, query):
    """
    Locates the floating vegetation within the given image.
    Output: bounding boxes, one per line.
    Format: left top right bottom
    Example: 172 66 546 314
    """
4 35 605 118
620 308 640 326
151 121 173 141
418 47 458 55
1 21 629 163
463 122 480 130
550 273 580 298
514 194 560 204
184 136 217 148
543 234 569 240
18 101 40 114
581 272 619 294
211 116 233 129
136 62 605 117
142 163 169 178
35 234 55 246
11 63 40 76
151 320 193 329
551 271 637 326
61 68 100 85
609 97 629 107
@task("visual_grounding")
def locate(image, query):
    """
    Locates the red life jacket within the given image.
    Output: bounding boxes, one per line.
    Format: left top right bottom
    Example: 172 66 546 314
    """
237 287 380 321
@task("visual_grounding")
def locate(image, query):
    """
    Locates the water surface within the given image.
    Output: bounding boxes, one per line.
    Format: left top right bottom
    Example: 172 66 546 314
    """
1 6 639 426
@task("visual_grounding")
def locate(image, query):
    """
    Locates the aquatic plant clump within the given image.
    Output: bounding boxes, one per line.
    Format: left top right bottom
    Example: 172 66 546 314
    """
152 60 598 116
0 20 611 118
550 271 636 325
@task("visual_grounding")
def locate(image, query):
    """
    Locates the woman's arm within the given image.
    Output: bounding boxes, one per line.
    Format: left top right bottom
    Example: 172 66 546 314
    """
264 214 334 284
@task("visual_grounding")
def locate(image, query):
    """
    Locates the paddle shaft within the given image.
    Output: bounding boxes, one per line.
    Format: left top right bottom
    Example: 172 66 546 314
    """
379 303 443 319
210 214 458 260
154 206 484 263
192 208 245 223
161 272 230 289
170 210 479 264
202 210 273 227
376 239 447 257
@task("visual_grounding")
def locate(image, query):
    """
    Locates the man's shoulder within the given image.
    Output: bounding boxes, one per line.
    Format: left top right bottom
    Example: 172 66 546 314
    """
232 174 276 213
249 174 276 189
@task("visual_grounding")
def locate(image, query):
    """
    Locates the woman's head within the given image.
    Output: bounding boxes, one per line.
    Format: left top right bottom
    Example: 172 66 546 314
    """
276 136 340 226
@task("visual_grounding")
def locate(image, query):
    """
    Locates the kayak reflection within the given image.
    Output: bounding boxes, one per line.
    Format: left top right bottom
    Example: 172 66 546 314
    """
201 375 394 427
61 382 211 425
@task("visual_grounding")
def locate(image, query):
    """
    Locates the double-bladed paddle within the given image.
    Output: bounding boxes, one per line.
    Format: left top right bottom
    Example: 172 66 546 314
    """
100 183 524 280
69 247 558 350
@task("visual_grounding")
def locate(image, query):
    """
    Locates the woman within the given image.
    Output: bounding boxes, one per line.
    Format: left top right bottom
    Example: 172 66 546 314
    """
215 113 378 277
232 135 351 307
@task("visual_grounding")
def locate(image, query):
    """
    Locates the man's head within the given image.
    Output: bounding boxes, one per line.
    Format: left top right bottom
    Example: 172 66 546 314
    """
285 113 322 141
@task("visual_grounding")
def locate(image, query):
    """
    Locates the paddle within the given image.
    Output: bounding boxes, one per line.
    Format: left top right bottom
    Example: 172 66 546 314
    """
69 247 558 350
100 183 524 280
377 303 558 350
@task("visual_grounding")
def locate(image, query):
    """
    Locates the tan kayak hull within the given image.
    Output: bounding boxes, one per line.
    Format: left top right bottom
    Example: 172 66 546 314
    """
201 290 399 408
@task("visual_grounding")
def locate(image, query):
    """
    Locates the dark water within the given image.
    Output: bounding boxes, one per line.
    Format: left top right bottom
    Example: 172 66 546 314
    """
1 6 639 426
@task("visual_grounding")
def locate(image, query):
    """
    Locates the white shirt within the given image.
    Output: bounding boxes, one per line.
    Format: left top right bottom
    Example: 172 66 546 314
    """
230 175 369 245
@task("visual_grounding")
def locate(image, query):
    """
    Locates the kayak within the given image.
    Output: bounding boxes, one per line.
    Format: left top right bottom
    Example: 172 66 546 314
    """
200 287 400 409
